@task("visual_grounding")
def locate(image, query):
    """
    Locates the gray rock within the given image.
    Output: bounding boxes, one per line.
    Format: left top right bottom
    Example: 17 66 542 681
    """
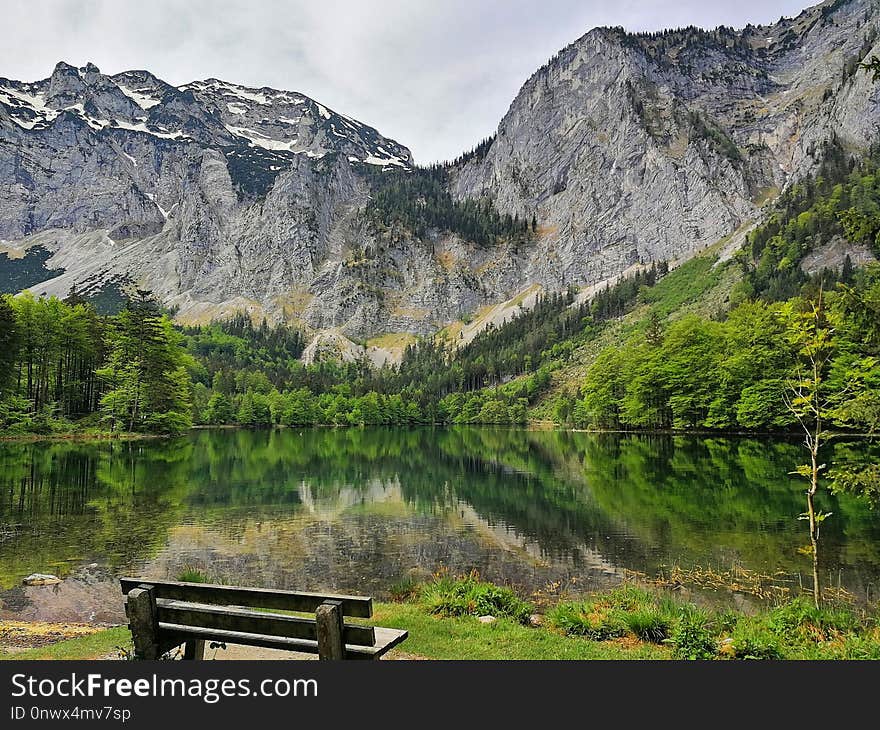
452 0 880 293
23 573 62 586
0 1 877 346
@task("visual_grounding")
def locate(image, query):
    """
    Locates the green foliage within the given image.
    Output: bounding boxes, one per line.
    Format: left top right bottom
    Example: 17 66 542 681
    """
0 246 64 294
0 296 18 398
669 611 717 660
365 166 532 246
420 573 533 624
573 266 880 434
98 291 192 434
624 609 672 643
737 142 880 302
727 625 783 660
368 264 667 426
387 577 420 602
176 568 211 583
12 586 880 661
767 596 860 640
548 586 674 642
0 289 192 435
181 313 305 383
547 602 628 640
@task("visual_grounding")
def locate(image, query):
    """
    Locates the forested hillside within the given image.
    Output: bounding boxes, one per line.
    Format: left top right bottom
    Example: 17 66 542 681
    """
574 268 880 431
734 141 880 302
365 165 534 246
0 291 192 434
1 138 879 437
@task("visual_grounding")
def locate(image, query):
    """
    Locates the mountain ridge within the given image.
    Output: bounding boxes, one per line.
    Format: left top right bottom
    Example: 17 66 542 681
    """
0 0 878 358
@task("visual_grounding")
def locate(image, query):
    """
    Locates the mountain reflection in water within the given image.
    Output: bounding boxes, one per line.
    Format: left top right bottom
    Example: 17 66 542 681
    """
1 427 878 621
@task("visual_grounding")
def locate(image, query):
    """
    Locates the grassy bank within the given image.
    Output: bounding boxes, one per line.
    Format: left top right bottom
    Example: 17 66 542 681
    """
0 627 131 660
3 575 879 661
0 431 159 443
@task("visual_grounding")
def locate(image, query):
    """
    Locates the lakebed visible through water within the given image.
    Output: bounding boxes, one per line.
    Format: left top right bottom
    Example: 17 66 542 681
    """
1 427 878 623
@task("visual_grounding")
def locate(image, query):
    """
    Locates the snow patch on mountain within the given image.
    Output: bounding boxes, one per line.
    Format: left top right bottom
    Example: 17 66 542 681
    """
116 84 161 110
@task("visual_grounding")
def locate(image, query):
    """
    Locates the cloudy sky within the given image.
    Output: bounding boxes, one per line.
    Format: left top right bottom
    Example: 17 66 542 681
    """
3 0 811 163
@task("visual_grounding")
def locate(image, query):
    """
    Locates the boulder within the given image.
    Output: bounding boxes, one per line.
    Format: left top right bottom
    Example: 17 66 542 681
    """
22 573 62 586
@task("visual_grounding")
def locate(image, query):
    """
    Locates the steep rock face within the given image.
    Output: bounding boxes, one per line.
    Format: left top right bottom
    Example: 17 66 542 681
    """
451 0 880 288
0 61 464 336
0 0 878 345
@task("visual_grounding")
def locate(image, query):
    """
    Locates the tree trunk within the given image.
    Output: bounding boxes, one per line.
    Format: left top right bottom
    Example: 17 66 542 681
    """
806 483 821 610
808 422 822 609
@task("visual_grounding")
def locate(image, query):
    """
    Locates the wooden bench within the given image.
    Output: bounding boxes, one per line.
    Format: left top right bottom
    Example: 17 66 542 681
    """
120 578 408 661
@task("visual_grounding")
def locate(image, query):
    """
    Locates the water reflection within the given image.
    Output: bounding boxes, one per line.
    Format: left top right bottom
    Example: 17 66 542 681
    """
0 428 878 620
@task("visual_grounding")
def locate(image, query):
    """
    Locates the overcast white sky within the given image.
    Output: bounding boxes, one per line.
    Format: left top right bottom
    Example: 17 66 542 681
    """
3 0 812 163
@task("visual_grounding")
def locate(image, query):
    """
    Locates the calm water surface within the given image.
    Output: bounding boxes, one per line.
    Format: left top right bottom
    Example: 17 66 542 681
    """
1 427 878 622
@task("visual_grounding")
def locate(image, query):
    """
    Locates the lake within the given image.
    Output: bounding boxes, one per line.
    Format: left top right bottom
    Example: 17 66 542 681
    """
1 427 878 622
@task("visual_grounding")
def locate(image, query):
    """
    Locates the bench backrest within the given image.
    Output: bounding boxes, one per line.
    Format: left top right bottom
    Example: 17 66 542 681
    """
120 578 373 617
120 578 377 655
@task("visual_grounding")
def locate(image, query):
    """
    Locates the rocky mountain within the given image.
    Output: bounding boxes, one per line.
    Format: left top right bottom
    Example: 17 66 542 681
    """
1 0 879 356
452 0 880 287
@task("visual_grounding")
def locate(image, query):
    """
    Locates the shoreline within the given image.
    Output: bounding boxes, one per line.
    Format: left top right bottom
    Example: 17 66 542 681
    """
3 577 877 661
1 423 877 443
0 431 164 444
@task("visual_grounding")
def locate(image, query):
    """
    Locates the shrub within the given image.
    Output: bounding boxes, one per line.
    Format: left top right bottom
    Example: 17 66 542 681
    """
669 611 717 660
625 609 672 643
420 573 533 624
548 586 681 643
603 585 656 612
388 577 419 602
176 568 211 584
832 635 880 660
768 598 859 641
715 609 741 634
729 625 783 660
547 601 628 640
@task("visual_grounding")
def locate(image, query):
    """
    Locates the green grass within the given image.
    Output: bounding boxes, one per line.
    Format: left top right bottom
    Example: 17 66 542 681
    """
529 253 740 418
0 627 131 661
636 256 726 319
624 609 672 643
727 624 783 660
0 606 667 662
2 580 878 662
372 603 668 660
419 572 533 624
766 597 860 639
543 584 880 661
176 568 212 584
547 586 681 643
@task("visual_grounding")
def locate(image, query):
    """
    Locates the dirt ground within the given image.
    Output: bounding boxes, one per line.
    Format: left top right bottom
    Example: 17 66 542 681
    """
177 644 426 660
0 621 425 660
0 620 104 655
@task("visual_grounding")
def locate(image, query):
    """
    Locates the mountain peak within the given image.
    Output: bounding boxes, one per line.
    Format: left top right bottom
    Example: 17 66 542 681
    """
51 60 78 75
1 1 877 341
1 62 412 174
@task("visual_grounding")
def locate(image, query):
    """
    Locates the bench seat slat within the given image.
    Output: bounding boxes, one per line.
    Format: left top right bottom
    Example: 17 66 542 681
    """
152 599 375 647
157 623 408 660
120 578 372 618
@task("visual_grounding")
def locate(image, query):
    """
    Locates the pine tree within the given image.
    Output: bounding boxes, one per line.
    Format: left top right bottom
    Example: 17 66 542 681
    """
0 296 18 398
98 291 192 434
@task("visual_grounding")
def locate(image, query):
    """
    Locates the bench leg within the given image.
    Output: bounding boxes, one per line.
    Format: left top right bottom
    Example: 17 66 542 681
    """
316 600 345 660
127 586 160 660
183 639 206 660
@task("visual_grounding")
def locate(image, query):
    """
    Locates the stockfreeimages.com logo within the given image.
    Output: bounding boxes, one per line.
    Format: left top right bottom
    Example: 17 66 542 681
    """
11 672 318 705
